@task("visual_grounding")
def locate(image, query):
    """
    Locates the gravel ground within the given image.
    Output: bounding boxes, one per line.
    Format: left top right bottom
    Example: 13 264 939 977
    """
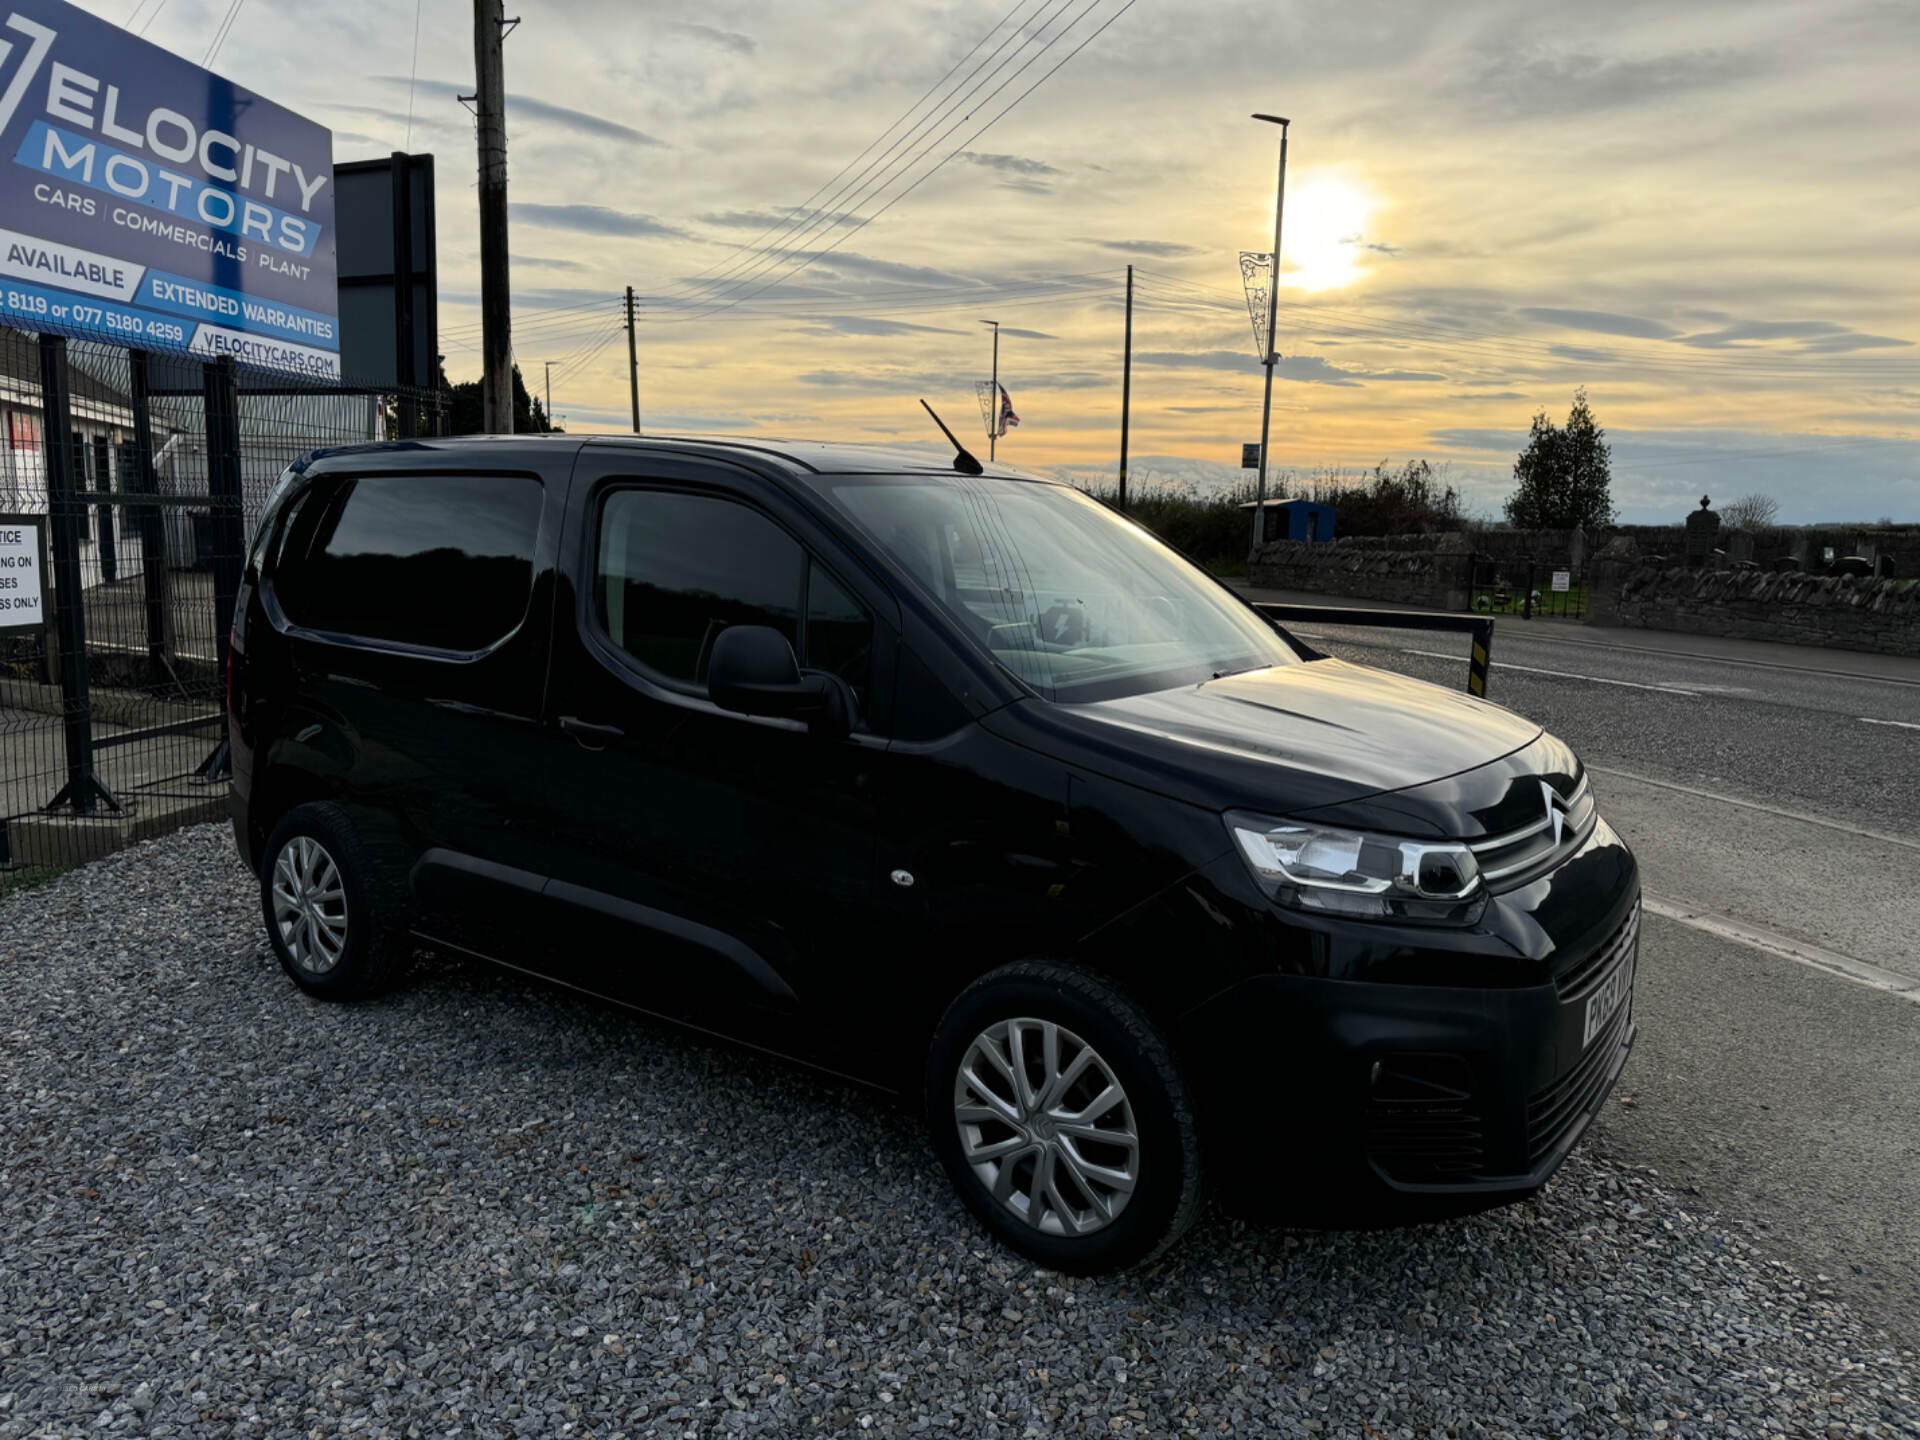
2 825 1916 1439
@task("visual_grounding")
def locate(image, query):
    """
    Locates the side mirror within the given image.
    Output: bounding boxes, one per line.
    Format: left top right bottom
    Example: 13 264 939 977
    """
707 625 853 740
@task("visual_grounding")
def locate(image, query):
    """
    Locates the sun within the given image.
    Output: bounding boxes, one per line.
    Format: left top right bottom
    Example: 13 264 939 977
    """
1282 176 1377 292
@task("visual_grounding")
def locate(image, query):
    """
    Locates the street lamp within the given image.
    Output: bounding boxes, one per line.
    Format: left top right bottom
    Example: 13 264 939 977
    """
1250 113 1289 555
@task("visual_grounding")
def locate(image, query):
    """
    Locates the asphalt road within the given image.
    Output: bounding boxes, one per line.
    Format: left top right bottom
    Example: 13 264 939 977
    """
1280 612 1920 1339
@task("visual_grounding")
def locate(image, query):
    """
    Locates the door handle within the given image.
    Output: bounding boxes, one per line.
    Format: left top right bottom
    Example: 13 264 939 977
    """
559 715 625 747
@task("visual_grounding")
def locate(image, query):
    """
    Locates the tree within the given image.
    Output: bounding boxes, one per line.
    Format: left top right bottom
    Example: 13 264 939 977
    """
1504 388 1615 532
441 363 558 435
1720 492 1781 530
1301 459 1465 534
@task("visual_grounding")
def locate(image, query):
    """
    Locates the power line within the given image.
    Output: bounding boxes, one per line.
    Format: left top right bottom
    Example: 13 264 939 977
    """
202 0 245 66
440 274 1918 390
438 295 623 339
404 0 424 151
673 0 1040 297
676 0 1083 311
1123 276 1920 381
441 277 1118 341
674 0 1141 324
558 324 627 380
439 310 618 343
639 272 1119 325
553 321 622 365
1126 269 1920 377
683 0 1096 314
134 0 170 36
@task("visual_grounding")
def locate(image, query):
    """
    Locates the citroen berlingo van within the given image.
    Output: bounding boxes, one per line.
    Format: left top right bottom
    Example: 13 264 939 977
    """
228 434 1639 1273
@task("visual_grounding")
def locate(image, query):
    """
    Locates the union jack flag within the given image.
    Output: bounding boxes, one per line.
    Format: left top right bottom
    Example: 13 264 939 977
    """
998 383 1020 435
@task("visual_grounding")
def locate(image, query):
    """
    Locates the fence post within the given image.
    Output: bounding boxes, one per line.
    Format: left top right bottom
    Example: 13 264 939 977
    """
203 356 244 678
1468 618 1495 699
38 335 118 814
199 357 244 780
126 349 176 677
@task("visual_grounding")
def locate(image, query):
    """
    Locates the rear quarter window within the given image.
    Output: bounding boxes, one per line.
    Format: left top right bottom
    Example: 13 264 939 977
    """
271 473 543 653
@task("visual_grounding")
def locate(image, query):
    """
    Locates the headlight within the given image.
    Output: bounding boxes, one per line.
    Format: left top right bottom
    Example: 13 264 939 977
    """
1225 811 1485 924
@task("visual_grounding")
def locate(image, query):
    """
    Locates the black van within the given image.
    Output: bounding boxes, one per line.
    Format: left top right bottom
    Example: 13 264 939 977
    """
228 435 1639 1274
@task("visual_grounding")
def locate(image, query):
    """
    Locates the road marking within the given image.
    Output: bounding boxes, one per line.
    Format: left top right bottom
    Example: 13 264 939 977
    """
1860 717 1920 731
1504 631 1920 690
1588 765 1920 853
1642 895 1920 1004
1398 649 1700 696
1283 611 1920 690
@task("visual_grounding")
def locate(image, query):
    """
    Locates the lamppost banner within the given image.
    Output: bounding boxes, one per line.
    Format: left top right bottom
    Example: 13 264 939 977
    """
0 0 338 377
1237 251 1271 363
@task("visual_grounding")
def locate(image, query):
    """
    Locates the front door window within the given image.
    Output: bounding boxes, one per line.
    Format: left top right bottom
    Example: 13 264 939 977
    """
594 488 874 716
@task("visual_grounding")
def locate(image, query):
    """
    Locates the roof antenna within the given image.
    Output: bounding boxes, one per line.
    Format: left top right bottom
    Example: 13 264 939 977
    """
919 399 984 475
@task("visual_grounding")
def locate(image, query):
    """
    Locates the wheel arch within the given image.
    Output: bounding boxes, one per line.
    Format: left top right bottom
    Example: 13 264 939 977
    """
246 763 343 871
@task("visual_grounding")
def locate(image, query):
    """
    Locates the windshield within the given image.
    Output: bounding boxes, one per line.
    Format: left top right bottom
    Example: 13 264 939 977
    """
822 475 1298 702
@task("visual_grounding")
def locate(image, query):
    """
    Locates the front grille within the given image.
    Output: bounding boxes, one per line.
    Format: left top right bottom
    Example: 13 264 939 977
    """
1556 899 1641 1000
1367 1054 1486 1184
1469 774 1597 891
1527 1004 1631 1168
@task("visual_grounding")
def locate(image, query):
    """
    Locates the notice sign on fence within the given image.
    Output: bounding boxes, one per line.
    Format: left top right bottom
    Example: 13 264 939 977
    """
0 516 47 630
1552 570 1571 592
0 0 338 377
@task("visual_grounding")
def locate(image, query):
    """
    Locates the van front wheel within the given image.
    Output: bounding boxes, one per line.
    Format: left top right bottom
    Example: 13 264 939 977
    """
260 803 408 1001
926 961 1203 1274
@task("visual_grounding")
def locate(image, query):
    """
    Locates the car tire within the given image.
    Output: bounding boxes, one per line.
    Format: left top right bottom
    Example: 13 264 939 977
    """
926 960 1203 1274
259 802 410 1001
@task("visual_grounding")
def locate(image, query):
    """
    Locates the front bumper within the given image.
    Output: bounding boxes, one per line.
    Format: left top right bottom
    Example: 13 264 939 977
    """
1183 890 1640 1223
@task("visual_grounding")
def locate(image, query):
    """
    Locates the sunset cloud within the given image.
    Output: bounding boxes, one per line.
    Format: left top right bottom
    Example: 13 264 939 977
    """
137 0 1920 522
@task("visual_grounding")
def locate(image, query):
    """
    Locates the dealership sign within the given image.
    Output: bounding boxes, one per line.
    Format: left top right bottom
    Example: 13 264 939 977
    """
0 0 338 377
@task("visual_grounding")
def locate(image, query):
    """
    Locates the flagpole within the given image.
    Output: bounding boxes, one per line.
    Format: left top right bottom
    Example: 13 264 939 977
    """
1119 263 1133 511
1251 113 1289 556
982 319 1000 461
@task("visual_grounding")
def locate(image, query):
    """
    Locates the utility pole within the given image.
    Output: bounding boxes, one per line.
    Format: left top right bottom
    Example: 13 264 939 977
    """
1250 113 1289 555
473 0 513 433
1118 264 1133 511
543 360 559 431
625 285 641 433
982 319 1000 461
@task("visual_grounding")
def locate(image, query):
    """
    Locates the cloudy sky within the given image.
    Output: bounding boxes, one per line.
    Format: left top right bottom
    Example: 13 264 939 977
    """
97 0 1920 520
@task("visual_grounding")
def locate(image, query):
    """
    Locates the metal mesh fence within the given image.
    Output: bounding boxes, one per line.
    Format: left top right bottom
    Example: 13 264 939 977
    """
0 317 443 873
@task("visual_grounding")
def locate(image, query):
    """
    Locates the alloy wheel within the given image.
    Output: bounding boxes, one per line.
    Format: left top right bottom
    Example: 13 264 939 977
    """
952 1017 1139 1236
271 834 349 974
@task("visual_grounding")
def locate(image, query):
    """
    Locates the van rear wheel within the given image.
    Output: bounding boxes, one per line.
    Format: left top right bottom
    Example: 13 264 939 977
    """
260 803 409 1000
926 961 1203 1274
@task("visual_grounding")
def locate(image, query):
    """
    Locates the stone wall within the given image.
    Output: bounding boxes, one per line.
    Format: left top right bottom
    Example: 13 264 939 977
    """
1463 527 1587 571
1248 533 1472 610
1587 564 1920 657
1608 523 1920 575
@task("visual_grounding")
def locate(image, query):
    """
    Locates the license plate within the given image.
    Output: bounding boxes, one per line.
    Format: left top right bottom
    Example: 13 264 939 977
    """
1582 945 1636 1048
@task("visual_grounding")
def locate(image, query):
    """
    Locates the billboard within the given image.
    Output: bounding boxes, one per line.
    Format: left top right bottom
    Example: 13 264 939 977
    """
336 153 437 390
0 0 338 377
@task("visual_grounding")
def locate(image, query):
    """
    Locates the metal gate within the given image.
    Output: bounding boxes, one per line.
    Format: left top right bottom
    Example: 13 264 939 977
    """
0 324 441 875
1466 556 1587 621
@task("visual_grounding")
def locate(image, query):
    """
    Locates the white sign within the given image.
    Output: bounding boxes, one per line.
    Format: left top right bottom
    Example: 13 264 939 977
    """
0 519 47 629
1551 570 1571 592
